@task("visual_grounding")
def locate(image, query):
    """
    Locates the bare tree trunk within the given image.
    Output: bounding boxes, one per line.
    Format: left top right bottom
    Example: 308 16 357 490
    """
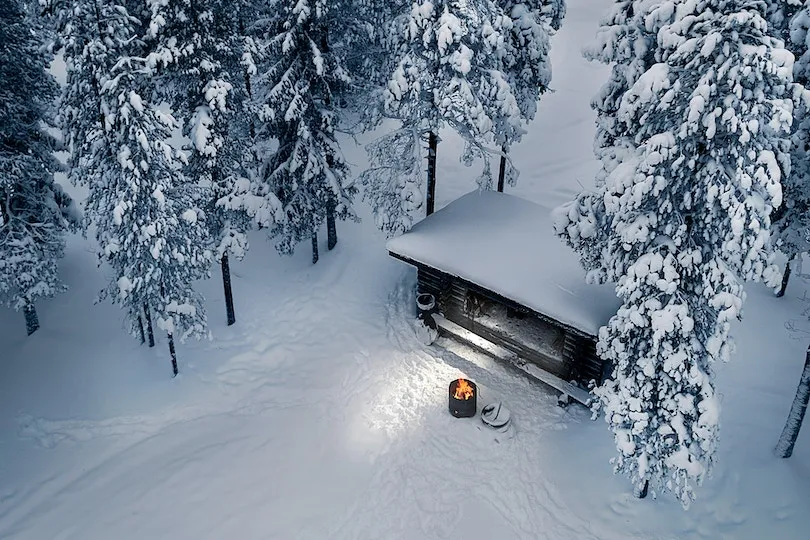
635 479 649 499
775 345 810 458
221 254 236 326
137 315 145 345
497 149 507 193
426 131 437 216
326 199 337 251
24 304 39 336
143 302 155 348
168 332 178 377
312 232 319 264
320 26 338 252
157 282 179 377
776 256 794 298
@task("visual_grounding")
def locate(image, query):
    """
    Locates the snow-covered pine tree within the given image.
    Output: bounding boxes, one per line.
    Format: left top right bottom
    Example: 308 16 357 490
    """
146 0 257 326
558 0 794 506
338 0 401 123
771 0 810 297
252 0 357 263
337 1 421 237
363 0 522 233
226 3 287 237
360 126 426 236
492 0 561 191
0 0 78 335
52 0 212 375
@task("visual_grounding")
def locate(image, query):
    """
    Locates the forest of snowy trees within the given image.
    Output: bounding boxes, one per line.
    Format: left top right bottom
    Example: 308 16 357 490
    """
3 0 810 509
0 0 563 347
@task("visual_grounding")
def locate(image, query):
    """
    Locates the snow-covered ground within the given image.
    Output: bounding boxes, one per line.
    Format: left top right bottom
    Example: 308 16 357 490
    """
1 1 809 538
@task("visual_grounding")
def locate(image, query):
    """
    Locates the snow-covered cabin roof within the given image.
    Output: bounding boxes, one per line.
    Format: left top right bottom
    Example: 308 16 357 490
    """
386 190 620 337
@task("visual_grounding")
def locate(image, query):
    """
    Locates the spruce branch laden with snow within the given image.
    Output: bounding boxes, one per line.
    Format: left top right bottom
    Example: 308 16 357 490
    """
359 127 425 236
555 0 794 507
555 0 668 283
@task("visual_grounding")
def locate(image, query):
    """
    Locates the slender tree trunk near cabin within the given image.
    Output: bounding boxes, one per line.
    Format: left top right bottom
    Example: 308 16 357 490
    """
497 149 507 193
326 199 337 251
312 232 319 264
775 345 810 458
322 44 338 253
157 282 179 376
776 256 794 298
319 25 338 253
24 304 39 336
635 480 649 499
137 315 145 344
426 131 437 216
168 332 178 377
144 302 155 348
221 254 236 326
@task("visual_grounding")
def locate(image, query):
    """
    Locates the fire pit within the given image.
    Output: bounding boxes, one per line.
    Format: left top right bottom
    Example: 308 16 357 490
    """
449 378 477 418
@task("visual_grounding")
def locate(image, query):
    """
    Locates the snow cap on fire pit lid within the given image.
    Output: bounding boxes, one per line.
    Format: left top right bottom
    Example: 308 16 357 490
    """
481 402 511 429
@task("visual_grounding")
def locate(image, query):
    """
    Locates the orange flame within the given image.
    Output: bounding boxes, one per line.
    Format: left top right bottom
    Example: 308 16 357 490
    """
453 378 474 400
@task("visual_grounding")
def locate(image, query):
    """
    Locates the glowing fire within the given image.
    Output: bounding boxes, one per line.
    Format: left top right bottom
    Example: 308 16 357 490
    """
453 378 474 400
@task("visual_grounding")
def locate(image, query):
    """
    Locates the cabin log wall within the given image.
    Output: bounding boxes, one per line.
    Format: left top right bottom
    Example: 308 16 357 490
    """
410 258 607 388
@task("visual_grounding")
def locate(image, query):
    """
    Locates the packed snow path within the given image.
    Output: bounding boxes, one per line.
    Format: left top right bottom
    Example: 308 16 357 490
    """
1 0 809 538
2 248 600 539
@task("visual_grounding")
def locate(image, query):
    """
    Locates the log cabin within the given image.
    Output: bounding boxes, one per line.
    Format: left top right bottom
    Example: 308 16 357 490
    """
387 190 620 402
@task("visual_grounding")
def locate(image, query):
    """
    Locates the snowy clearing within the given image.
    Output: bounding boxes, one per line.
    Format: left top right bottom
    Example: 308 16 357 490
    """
1 1 809 539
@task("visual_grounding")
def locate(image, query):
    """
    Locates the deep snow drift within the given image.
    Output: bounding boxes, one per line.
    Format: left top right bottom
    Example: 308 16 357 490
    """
1 1 809 539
